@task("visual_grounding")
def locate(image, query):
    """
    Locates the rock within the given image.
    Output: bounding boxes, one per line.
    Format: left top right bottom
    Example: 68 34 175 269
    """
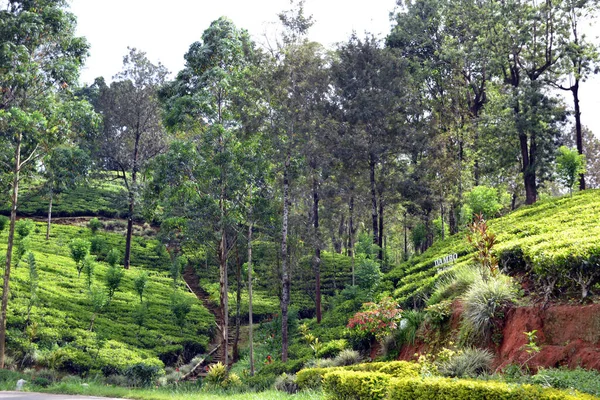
16 379 27 391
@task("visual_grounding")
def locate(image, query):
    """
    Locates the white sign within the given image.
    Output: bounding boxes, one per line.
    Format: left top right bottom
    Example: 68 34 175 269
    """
435 253 458 273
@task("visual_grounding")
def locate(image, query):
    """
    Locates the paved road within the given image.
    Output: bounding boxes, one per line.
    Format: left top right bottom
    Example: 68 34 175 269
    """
0 392 125 400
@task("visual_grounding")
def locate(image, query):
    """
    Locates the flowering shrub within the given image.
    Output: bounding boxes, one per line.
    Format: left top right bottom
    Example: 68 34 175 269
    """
347 297 402 342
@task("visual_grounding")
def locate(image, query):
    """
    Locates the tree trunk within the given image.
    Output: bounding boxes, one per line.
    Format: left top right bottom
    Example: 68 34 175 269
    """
281 152 291 363
440 202 445 241
1 134 22 368
233 242 241 362
124 134 140 269
348 196 355 286
219 212 229 365
312 175 321 323
369 154 378 248
519 132 537 205
378 191 384 262
403 212 408 260
572 82 586 190
247 217 254 376
46 189 53 240
449 202 457 235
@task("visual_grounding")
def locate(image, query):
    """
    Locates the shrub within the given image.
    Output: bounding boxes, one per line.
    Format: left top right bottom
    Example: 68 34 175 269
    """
88 217 102 234
427 266 480 305
425 299 453 326
356 257 382 291
125 363 163 387
394 310 425 347
82 255 95 289
323 370 391 400
347 297 402 342
105 266 124 301
274 373 299 394
69 239 90 276
437 348 493 378
89 236 107 256
462 274 517 341
170 292 193 332
387 377 594 400
133 272 148 302
533 367 600 396
205 362 227 387
31 376 51 387
463 186 503 219
317 339 348 359
0 215 8 232
16 219 34 238
333 349 361 367
106 248 121 268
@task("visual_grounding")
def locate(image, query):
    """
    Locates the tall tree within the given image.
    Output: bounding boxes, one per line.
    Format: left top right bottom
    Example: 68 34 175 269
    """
0 0 90 368
96 48 168 269
157 17 258 365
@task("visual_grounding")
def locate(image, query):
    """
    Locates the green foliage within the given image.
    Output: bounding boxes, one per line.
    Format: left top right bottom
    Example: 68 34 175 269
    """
89 218 103 234
463 186 503 220
0 216 8 232
125 363 164 387
427 266 480 306
386 377 594 400
82 255 95 289
170 291 193 332
462 274 518 341
316 339 348 359
356 257 382 291
437 348 494 378
532 367 600 396
105 266 125 301
205 362 228 387
133 272 148 302
69 239 91 276
322 370 391 400
16 219 35 239
274 373 299 394
132 302 148 329
424 300 452 326
556 146 586 195
106 248 122 268
332 349 361 367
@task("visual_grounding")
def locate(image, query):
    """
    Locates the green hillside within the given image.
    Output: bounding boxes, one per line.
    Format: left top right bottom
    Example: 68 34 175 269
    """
387 190 600 307
0 222 213 375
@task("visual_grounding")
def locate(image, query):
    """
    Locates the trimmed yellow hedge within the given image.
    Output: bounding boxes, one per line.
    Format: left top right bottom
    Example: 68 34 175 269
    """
321 372 598 400
323 371 391 400
296 361 420 390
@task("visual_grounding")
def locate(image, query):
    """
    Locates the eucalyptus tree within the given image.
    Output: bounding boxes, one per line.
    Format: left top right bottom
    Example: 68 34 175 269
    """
0 0 92 368
156 17 259 365
96 48 168 269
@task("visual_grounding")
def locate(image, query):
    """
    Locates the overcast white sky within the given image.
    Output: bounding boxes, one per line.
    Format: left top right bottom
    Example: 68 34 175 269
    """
69 0 600 137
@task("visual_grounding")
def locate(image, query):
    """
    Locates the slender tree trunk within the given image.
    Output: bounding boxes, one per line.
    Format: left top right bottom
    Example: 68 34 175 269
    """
219 199 229 365
1 134 22 369
572 82 586 190
233 242 241 362
403 211 408 260
348 195 355 286
337 214 345 255
519 132 537 205
312 175 321 323
46 189 53 240
440 202 445 241
281 151 291 363
247 216 254 376
378 192 384 262
369 154 378 248
124 134 140 269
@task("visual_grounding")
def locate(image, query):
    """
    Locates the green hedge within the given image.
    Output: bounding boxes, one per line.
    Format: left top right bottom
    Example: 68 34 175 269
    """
320 371 598 400
323 371 391 400
296 361 420 390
